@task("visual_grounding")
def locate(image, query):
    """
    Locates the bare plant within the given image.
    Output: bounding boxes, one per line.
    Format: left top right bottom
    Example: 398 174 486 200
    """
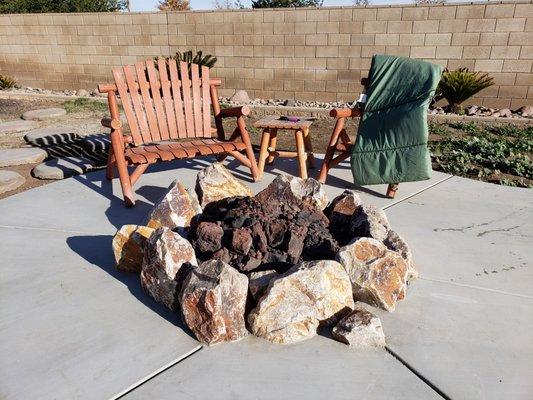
353 0 369 6
157 0 190 11
213 0 244 8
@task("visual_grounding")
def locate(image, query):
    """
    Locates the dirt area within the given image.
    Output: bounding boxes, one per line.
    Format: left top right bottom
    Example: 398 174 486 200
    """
0 96 531 201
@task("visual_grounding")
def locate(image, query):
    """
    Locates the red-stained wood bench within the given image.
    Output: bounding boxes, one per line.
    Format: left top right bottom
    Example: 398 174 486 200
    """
99 59 259 207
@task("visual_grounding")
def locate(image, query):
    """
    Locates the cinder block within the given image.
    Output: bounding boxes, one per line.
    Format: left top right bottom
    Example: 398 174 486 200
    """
489 72 517 85
328 34 350 46
461 45 491 59
399 33 425 46
413 20 438 33
284 9 307 23
385 45 410 57
234 45 253 57
375 33 400 46
326 57 349 69
498 85 527 100
479 32 509 45
273 45 294 57
485 4 515 18
456 5 485 19
387 20 412 34
402 7 429 21
253 45 273 57
264 11 284 23
515 73 533 85
451 32 480 45
502 59 532 73
515 3 533 18
339 21 363 34
284 79 304 91
283 57 304 69
495 18 526 32
316 46 339 58
274 22 294 34
362 20 387 34
253 22 273 35
305 34 326 46
352 8 377 21
329 9 353 22
491 46 520 59
234 23 253 34
362 45 385 58
377 8 402 21
350 34 375 45
304 57 326 69
410 46 436 59
475 59 504 72
263 35 283 45
338 45 361 58
315 69 337 81
520 46 533 59
509 32 533 43
481 97 511 109
438 19 467 33
429 6 456 20
243 34 263 46
285 35 305 46
425 33 452 46
306 10 329 22
436 45 462 59
295 22 316 34
466 19 496 33
317 22 339 34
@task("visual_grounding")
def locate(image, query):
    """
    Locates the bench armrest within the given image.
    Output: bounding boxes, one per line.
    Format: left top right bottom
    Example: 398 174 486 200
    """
329 107 361 119
101 117 122 130
219 105 250 118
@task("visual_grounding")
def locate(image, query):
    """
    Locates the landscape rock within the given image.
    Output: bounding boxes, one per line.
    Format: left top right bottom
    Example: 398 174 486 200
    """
255 174 328 210
0 147 47 167
332 303 386 348
248 260 354 344
516 105 532 117
195 162 252 207
145 180 202 233
336 237 408 312
32 156 94 179
0 119 38 134
76 89 89 97
248 269 278 301
383 229 417 281
229 90 250 104
283 99 296 107
112 225 155 273
180 259 248 345
78 133 110 165
324 190 363 244
350 204 390 242
465 105 478 116
24 126 80 146
497 108 512 118
22 108 67 121
140 227 197 310
0 170 25 194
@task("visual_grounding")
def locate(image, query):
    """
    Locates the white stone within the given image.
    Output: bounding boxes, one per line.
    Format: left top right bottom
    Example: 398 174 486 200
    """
32 157 94 180
0 170 25 194
229 90 250 104
0 120 38 134
0 147 47 167
332 303 386 348
22 108 67 121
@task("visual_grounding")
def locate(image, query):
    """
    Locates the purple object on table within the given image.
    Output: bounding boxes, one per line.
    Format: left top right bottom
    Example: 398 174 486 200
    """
279 116 300 122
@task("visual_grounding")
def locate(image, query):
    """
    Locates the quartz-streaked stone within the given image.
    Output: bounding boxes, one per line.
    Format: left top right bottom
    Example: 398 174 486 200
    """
0 170 25 194
350 204 390 242
180 259 248 345
32 156 94 180
248 269 278 301
255 174 328 210
0 147 47 167
22 108 67 121
141 227 197 311
145 180 202 233
248 260 354 344
336 237 408 312
332 303 386 348
0 119 38 134
195 162 252 207
383 229 418 281
112 225 155 273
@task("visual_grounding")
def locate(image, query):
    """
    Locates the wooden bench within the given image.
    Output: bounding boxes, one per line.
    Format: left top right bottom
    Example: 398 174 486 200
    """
99 59 259 207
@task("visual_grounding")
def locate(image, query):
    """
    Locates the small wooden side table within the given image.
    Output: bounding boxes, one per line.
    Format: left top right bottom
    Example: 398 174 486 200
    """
254 115 315 179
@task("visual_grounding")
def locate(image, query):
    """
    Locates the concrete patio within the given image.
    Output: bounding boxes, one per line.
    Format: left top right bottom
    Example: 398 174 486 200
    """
0 156 531 400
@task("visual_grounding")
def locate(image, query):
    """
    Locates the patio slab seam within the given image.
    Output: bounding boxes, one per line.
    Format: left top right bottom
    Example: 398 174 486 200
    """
110 345 204 400
382 174 454 211
0 224 110 236
419 277 533 300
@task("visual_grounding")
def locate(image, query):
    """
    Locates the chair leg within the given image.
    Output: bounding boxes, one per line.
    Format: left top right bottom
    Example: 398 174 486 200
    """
110 132 134 207
237 116 259 181
257 128 271 180
318 118 346 184
106 148 115 180
267 129 277 164
386 183 399 199
295 129 308 179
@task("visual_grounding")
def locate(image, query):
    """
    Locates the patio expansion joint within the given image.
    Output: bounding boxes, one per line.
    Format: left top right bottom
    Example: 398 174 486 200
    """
382 174 454 211
0 224 110 236
109 344 204 400
419 277 533 300
385 346 452 400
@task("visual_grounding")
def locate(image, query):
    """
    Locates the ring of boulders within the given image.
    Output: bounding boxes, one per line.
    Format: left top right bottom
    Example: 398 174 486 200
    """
112 163 417 347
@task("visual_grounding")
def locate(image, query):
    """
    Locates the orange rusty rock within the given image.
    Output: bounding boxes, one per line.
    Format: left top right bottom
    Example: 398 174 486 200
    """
112 224 155 273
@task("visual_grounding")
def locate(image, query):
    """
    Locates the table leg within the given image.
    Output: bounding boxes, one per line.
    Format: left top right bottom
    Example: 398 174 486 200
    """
257 128 271 179
302 127 315 169
267 128 277 164
295 129 308 179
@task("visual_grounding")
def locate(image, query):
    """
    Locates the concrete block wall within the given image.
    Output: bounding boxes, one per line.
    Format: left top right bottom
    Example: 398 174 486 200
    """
0 1 532 108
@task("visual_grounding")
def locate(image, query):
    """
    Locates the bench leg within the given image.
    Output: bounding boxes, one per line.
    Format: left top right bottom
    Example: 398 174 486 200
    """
295 129 308 179
267 129 277 164
257 128 271 180
386 183 399 199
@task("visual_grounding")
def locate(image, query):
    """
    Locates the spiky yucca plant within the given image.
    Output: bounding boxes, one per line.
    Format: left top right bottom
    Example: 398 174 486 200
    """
155 50 217 78
0 74 17 90
436 68 494 113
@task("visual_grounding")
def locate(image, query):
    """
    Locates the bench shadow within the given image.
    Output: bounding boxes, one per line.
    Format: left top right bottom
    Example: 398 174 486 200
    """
66 234 196 339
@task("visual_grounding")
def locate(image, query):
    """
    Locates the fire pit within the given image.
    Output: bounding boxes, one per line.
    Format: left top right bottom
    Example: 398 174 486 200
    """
112 163 415 346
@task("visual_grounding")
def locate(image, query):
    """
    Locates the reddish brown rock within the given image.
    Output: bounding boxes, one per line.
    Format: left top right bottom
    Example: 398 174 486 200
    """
194 222 224 253
324 190 363 244
195 162 252 207
248 260 354 344
180 259 248 345
336 237 408 312
145 180 201 233
141 227 198 311
332 303 386 348
248 269 278 301
112 225 155 273
255 174 328 210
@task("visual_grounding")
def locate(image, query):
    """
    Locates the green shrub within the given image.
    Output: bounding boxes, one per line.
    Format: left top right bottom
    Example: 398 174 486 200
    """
0 74 17 90
436 68 494 113
63 98 108 113
156 50 217 78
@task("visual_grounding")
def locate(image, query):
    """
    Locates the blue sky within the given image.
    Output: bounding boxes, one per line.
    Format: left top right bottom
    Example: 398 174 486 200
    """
131 0 448 12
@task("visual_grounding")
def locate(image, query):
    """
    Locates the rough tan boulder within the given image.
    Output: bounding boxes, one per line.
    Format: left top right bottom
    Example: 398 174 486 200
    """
112 225 155 273
145 180 201 233
248 269 278 301
383 229 418 281
332 303 386 348
248 260 354 344
141 227 197 311
195 162 252 207
336 237 408 312
180 260 248 345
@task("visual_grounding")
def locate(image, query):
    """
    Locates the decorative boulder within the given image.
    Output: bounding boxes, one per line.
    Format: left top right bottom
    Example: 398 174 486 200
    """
195 162 252 207
180 259 249 345
332 303 386 348
229 89 250 104
324 190 363 244
248 269 278 301
248 260 354 344
145 180 202 233
383 229 418 281
336 237 408 312
141 227 197 311
255 174 328 210
112 225 155 273
350 204 390 242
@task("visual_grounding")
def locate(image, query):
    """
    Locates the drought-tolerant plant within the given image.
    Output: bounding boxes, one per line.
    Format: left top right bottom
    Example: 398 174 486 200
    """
157 0 190 11
156 50 217 78
436 68 494 113
0 74 17 90
63 98 108 113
